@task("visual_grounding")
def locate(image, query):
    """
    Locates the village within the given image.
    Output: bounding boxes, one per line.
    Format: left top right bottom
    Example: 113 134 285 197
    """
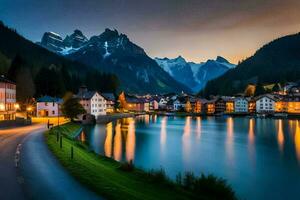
1 75 300 125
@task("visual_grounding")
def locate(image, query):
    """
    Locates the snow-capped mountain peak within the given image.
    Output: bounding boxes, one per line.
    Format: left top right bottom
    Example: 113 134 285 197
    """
155 56 236 92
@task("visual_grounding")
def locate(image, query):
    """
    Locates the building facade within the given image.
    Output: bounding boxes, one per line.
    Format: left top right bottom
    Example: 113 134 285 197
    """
77 87 107 118
256 95 277 113
0 76 17 120
234 97 248 113
36 96 62 117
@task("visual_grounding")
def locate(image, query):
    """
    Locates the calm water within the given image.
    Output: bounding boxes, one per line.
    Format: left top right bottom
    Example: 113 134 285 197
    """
81 115 300 200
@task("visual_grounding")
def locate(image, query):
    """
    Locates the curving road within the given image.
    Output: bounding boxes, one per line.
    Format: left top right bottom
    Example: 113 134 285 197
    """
0 123 101 200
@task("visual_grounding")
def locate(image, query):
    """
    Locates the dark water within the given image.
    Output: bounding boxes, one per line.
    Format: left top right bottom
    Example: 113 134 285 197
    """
81 115 300 200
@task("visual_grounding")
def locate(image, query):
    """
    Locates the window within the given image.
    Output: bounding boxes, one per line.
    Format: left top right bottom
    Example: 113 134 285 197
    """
52 111 55 115
45 102 48 106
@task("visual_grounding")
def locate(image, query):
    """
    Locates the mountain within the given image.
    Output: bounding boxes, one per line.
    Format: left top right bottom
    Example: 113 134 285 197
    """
39 28 191 94
39 30 88 55
155 56 199 90
202 32 300 96
0 21 118 101
155 56 235 92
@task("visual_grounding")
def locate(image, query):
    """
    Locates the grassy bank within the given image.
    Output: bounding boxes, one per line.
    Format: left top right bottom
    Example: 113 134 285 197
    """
45 123 237 200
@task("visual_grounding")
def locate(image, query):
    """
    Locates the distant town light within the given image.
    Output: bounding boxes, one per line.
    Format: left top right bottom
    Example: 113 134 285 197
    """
0 103 5 111
27 106 32 111
14 103 20 110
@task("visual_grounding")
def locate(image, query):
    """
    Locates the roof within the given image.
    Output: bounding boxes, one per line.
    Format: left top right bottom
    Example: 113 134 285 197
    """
76 91 97 100
255 94 282 102
0 75 15 84
37 96 63 103
126 94 145 103
102 93 115 101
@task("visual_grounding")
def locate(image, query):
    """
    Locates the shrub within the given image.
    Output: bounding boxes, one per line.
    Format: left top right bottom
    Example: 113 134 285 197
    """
119 160 135 172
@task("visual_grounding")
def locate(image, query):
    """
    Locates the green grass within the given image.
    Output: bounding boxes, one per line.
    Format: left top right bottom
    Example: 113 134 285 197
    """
46 123 237 200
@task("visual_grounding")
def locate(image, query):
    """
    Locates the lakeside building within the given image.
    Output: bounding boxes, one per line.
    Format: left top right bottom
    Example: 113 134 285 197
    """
225 97 235 113
158 97 168 109
148 98 159 111
205 100 215 115
234 97 249 113
173 99 182 111
76 87 107 118
255 94 280 113
102 93 115 113
36 96 63 117
0 76 17 120
118 92 146 112
214 97 227 114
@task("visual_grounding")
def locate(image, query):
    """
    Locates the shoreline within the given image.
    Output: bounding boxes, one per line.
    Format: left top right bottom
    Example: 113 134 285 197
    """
96 113 136 124
45 123 237 200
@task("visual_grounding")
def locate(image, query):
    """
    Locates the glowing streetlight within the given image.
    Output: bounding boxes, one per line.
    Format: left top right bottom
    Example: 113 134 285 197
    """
0 103 5 111
26 106 32 112
14 103 20 110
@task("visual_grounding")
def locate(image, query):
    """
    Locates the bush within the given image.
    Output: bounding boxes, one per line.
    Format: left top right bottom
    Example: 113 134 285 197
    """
119 160 135 172
180 172 237 200
145 168 172 186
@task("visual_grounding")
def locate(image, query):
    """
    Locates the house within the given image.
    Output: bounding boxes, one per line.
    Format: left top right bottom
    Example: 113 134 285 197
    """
76 87 107 118
165 99 174 111
255 94 280 113
193 98 207 113
224 97 235 113
158 97 168 109
36 96 63 117
149 98 159 111
173 99 182 111
205 100 215 115
286 96 300 114
275 95 300 114
102 93 115 113
248 98 256 113
215 97 226 114
0 76 17 120
234 97 248 113
118 92 145 112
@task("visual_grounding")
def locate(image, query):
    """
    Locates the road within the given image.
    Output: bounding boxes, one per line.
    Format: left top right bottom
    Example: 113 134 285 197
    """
0 123 101 200
0 124 45 200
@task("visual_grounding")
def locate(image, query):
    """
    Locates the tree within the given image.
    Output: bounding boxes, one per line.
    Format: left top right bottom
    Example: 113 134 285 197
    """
254 83 266 96
7 54 24 81
35 66 65 97
61 95 85 121
272 83 281 92
15 67 35 102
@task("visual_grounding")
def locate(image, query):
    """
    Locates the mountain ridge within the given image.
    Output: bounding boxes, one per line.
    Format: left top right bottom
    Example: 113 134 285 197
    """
155 56 235 92
39 28 191 94
202 32 300 96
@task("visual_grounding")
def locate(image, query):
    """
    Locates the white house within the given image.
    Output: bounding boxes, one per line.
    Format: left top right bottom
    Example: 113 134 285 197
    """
158 97 168 109
234 97 248 113
255 94 279 113
76 87 107 118
36 96 63 117
173 99 182 111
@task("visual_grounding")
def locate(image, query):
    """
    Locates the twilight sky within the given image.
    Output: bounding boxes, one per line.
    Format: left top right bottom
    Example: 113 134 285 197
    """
1 0 300 63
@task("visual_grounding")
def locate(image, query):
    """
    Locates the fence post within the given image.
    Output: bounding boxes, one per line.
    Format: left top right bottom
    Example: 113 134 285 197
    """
60 136 62 148
71 146 74 159
56 131 59 142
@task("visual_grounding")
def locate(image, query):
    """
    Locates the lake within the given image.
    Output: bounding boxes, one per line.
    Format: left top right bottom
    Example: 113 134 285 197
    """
80 115 300 200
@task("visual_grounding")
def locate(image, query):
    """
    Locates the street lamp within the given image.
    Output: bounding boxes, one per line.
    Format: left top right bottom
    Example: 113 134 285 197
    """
0 103 5 111
14 103 20 110
26 106 32 119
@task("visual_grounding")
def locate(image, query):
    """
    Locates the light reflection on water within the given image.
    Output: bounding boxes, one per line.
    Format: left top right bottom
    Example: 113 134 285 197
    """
82 115 300 200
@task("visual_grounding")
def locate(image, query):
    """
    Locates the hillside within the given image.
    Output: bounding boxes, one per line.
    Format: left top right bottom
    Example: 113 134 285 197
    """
0 22 119 101
202 32 300 96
